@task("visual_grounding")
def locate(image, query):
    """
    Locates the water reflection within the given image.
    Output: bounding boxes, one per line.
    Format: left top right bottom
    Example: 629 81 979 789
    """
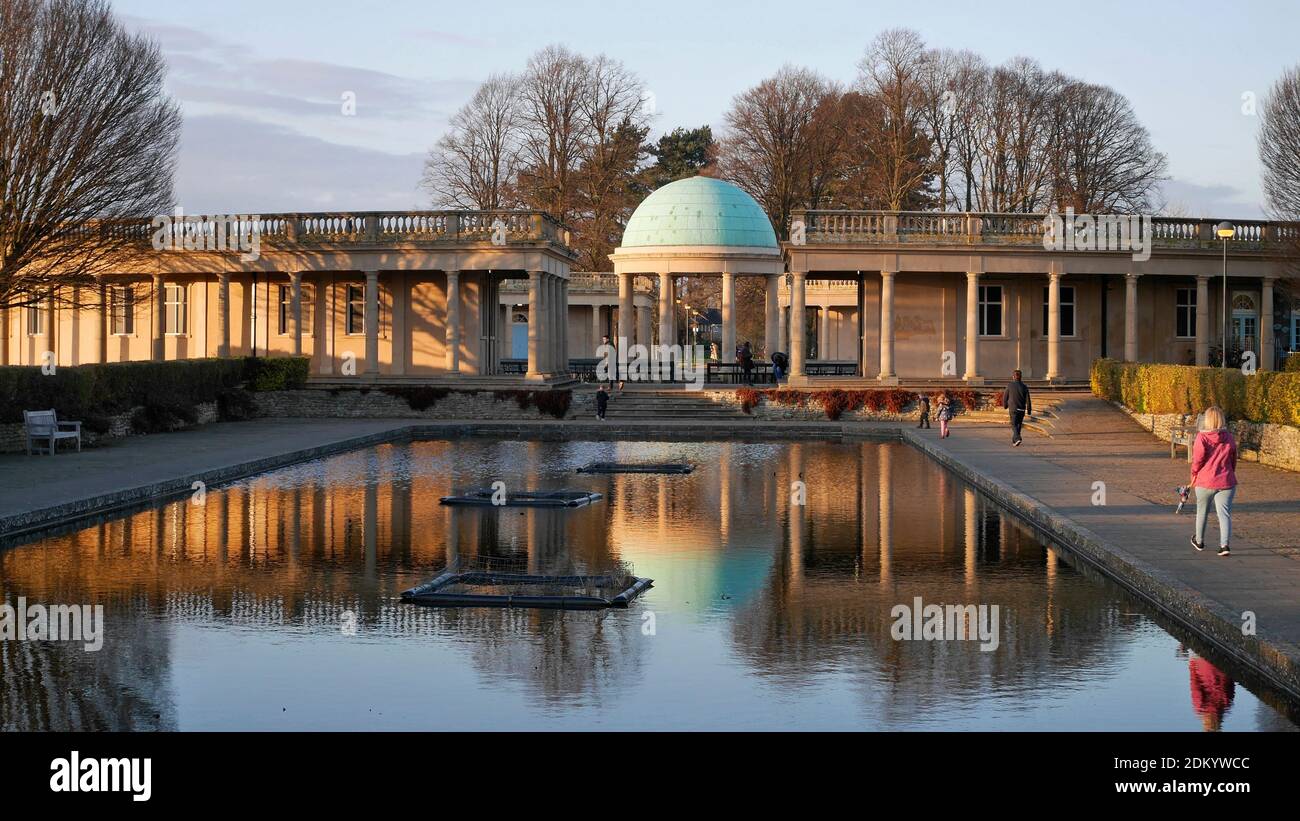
1 439 1296 730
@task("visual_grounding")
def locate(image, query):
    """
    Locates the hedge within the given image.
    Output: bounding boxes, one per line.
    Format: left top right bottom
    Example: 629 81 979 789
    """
1285 352 1300 373
1090 358 1300 427
734 388 985 420
0 356 310 431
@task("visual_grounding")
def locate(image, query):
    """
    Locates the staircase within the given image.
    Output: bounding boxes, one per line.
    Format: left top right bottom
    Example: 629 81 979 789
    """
597 388 751 420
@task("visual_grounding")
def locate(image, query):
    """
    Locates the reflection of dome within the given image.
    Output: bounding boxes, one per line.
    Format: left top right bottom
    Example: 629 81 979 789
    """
620 177 778 249
621 546 775 614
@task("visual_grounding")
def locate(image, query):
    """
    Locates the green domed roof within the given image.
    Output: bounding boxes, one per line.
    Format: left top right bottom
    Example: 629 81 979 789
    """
620 176 778 249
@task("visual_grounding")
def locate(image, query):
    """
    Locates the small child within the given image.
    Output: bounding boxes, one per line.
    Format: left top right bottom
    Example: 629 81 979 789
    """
595 386 609 420
917 394 931 429
936 394 953 439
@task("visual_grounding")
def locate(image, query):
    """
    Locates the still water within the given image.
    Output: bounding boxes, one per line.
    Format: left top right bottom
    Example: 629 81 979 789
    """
2 439 1297 731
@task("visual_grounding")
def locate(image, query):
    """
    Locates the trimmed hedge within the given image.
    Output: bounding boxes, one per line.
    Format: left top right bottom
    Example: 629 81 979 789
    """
734 388 985 421
1285 352 1300 373
0 356 310 431
243 356 311 392
1090 358 1300 427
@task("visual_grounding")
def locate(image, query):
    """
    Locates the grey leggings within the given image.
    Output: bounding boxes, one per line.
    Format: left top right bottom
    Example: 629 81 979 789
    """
1195 486 1236 548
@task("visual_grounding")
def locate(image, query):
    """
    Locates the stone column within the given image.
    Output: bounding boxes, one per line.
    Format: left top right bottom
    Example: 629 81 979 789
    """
152 273 165 361
561 279 570 372
97 277 108 364
789 271 807 378
1195 275 1210 366
527 270 543 378
216 272 231 358
618 272 634 346
817 306 829 361
658 272 673 347
591 304 603 354
291 271 304 356
1124 273 1140 362
765 274 780 357
364 270 379 375
721 271 736 362
777 284 787 355
501 303 511 363
879 270 897 382
636 304 651 350
445 270 460 373
551 277 563 373
1261 276 1275 370
964 271 980 381
1046 271 1063 381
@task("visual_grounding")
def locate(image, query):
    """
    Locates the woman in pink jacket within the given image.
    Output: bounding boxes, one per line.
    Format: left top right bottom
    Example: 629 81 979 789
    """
1189 406 1238 557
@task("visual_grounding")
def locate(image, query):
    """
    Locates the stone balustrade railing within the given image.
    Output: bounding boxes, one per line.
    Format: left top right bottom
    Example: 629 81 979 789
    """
73 210 572 249
792 210 1300 251
502 272 656 291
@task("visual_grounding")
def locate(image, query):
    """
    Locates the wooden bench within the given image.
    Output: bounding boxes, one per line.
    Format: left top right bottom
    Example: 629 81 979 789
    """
24 409 82 455
1170 413 1200 462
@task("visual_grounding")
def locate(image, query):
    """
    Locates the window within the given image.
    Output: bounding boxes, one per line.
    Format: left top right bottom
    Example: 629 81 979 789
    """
1042 285 1076 337
25 298 47 336
978 285 1003 337
110 285 135 335
346 284 365 336
1176 288 1196 339
278 284 314 335
164 284 187 335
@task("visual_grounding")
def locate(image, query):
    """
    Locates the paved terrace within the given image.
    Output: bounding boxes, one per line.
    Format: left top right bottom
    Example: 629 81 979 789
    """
1 400 1298 699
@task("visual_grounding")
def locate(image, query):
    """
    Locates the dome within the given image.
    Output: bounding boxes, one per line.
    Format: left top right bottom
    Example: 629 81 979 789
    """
620 176 778 249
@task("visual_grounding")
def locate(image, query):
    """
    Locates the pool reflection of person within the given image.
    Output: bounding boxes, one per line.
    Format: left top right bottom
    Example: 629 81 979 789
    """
1189 654 1235 732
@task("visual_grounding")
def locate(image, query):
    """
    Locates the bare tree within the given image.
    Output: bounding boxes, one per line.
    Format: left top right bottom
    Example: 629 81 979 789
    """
1259 64 1300 284
1260 66 1300 217
1047 81 1167 213
422 74 522 210
855 29 934 211
569 54 650 269
0 0 180 311
717 65 839 238
515 44 593 225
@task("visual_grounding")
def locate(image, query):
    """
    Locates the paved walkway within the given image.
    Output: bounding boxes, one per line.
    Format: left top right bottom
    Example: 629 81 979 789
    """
0 418 414 538
906 396 1300 698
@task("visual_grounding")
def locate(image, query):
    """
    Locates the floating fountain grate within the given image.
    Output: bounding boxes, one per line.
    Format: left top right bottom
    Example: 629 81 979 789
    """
401 570 653 610
438 489 604 507
577 462 693 475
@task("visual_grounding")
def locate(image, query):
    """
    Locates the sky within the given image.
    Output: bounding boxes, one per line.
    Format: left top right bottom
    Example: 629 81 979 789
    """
114 0 1299 218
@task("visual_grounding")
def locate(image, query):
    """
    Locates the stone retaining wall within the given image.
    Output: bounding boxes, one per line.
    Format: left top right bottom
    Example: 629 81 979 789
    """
251 388 591 421
1119 404 1300 473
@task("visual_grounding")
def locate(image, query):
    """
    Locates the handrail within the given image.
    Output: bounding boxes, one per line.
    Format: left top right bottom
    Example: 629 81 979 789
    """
67 209 572 249
790 210 1298 250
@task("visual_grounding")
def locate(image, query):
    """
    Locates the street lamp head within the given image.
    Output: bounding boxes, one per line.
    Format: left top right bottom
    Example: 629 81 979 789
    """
1215 221 1236 239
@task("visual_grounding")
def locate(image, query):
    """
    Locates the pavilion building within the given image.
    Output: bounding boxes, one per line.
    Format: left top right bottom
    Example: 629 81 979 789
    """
3 178 1294 384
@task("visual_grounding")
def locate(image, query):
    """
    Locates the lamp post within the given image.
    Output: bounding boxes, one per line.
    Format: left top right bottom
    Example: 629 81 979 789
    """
1216 221 1235 367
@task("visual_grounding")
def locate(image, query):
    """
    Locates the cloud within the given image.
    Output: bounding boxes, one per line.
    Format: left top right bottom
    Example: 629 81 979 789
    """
116 14 485 211
1158 178 1265 219
122 15 477 150
174 115 427 213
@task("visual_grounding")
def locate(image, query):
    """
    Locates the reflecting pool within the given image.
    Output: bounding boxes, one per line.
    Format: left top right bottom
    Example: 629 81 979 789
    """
2 439 1296 731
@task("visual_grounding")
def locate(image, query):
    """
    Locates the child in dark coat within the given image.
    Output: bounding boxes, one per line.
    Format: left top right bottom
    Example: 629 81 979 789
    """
595 386 609 420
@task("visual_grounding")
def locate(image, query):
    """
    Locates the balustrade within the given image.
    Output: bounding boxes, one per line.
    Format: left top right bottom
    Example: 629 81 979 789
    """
794 210 1291 251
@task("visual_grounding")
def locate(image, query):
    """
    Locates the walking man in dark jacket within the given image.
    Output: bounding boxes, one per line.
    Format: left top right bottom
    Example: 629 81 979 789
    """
1002 370 1032 447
